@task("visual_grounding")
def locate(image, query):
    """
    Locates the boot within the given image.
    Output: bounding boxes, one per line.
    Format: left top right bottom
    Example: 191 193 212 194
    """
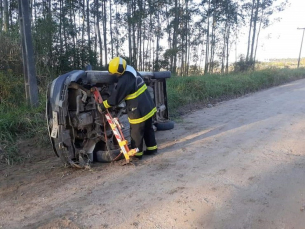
144 149 157 155
134 151 143 160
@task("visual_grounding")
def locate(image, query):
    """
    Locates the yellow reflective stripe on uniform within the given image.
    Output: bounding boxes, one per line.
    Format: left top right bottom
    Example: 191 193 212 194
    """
103 100 111 108
147 145 157 150
128 107 157 124
135 151 143 156
125 84 147 100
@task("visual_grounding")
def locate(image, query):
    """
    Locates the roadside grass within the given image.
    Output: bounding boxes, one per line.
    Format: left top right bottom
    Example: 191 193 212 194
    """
0 105 48 164
167 68 305 116
1 67 305 164
0 72 49 165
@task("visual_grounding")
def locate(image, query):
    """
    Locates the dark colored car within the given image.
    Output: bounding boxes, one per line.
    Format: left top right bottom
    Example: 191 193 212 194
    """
46 70 174 168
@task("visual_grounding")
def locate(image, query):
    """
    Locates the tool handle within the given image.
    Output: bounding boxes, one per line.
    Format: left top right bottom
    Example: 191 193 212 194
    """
91 87 103 104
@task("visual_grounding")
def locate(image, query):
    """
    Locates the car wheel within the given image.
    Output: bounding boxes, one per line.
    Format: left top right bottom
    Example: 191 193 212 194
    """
155 120 175 131
95 149 123 163
94 114 130 163
152 71 171 79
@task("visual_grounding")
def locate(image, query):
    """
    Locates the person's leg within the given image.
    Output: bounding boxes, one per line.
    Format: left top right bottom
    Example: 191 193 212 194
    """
130 121 145 158
143 117 157 155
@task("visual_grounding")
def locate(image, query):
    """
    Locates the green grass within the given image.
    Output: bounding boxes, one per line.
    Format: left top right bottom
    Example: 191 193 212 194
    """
167 68 305 116
0 71 49 165
0 103 48 165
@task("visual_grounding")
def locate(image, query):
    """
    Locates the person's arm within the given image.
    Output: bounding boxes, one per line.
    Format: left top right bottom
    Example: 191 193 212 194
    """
100 73 135 109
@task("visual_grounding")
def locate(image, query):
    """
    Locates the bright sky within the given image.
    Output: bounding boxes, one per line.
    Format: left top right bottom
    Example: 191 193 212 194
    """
236 0 305 61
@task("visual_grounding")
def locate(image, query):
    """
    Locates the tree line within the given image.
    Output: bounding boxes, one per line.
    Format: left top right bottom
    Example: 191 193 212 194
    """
0 0 288 77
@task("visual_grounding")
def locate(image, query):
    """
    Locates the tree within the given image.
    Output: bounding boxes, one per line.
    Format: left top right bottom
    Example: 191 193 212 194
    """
18 0 39 107
244 0 288 69
3 0 8 32
0 0 291 80
0 0 3 33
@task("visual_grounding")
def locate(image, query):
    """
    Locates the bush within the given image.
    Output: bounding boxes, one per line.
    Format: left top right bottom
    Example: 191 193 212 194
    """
0 71 25 109
167 68 305 116
0 107 47 164
0 33 23 74
233 56 255 72
0 71 48 164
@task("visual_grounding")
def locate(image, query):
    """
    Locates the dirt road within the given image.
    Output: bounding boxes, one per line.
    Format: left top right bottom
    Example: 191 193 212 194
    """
2 79 305 229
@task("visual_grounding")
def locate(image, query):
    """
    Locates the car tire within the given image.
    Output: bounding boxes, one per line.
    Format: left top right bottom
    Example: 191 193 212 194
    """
155 120 175 131
152 71 171 79
95 149 123 163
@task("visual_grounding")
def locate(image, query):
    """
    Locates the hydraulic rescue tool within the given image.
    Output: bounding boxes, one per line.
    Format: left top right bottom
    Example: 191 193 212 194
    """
91 87 139 164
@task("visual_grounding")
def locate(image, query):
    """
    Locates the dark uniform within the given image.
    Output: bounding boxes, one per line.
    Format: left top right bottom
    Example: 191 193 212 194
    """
100 65 157 157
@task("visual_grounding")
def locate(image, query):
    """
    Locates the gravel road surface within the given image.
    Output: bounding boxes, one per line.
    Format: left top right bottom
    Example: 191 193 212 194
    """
1 79 305 229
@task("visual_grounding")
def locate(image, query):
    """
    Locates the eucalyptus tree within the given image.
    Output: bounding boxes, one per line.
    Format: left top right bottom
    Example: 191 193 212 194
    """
93 0 103 66
145 0 168 72
32 0 56 75
0 0 292 78
101 0 107 66
220 0 238 74
162 0 183 74
244 0 288 68
3 0 8 32
0 0 3 32
253 0 288 62
203 0 211 74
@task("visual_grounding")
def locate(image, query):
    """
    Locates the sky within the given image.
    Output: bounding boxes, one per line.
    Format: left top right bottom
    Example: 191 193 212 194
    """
236 0 305 62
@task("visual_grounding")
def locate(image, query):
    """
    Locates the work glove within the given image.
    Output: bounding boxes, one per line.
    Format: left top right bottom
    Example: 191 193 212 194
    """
97 103 106 113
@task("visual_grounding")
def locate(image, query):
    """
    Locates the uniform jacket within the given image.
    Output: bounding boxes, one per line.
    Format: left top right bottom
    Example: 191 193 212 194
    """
102 65 156 124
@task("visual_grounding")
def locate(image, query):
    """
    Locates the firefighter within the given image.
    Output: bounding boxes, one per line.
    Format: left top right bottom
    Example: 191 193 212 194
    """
98 57 158 159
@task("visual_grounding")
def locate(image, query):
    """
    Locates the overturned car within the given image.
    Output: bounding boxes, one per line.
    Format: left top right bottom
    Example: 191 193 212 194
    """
46 70 174 168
